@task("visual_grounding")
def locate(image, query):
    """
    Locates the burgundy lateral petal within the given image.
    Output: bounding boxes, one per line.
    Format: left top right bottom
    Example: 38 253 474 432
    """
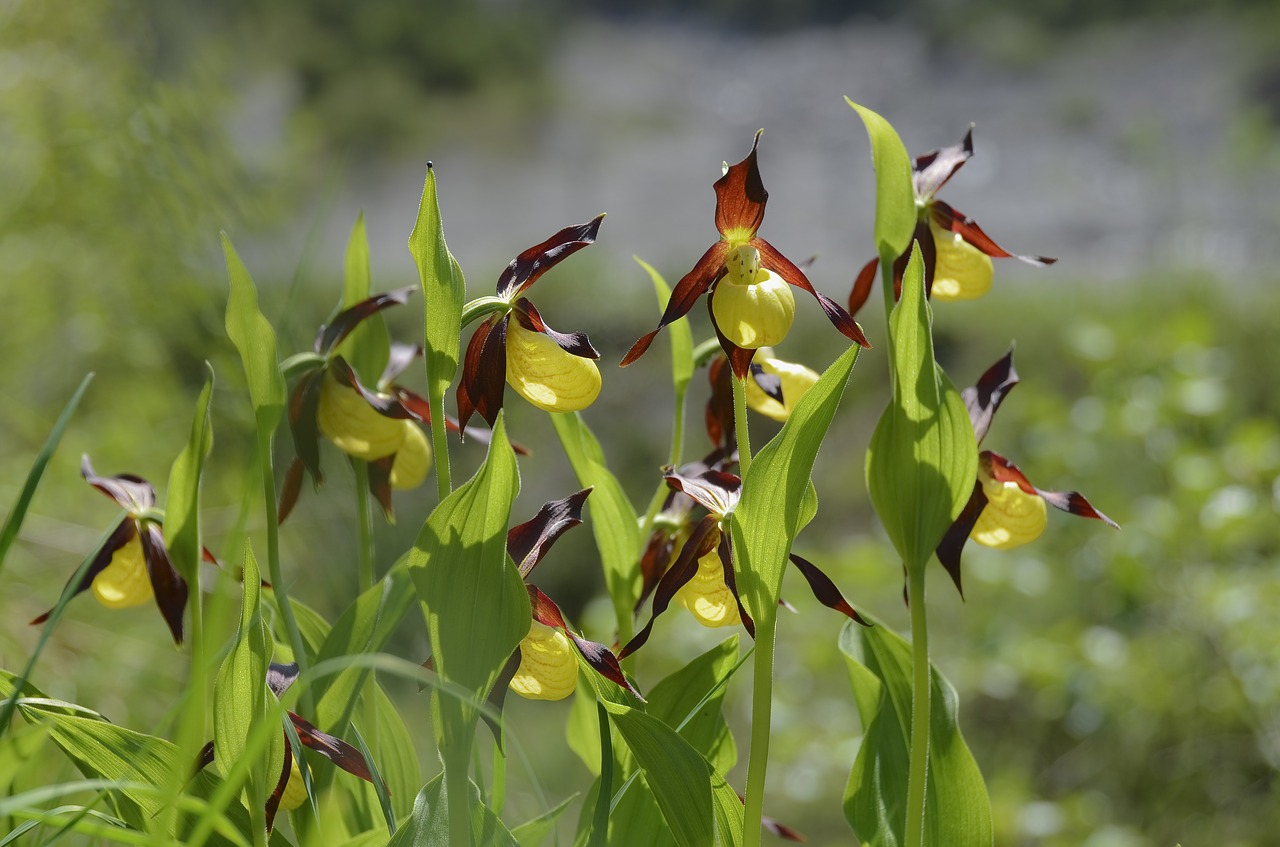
456 314 509 431
380 342 421 386
194 740 216 774
664 466 741 517
267 661 300 698
749 363 784 404
515 299 600 359
277 457 305 526
480 651 522 748
717 531 754 639
140 522 187 644
330 357 412 419
264 739 290 833
1036 488 1120 529
984 451 1039 496
848 257 879 319
890 222 937 301
81 455 155 514
964 347 1019 444
912 127 974 200
528 585 641 699
289 711 375 782
287 370 325 486
705 354 736 451
931 201 1057 266
636 528 678 614
507 488 592 578
390 386 433 425
621 242 729 367
762 814 807 842
30 518 137 626
313 286 415 356
496 214 605 300
366 456 396 523
753 238 870 349
620 515 721 659
788 553 868 626
714 131 768 237
935 481 988 599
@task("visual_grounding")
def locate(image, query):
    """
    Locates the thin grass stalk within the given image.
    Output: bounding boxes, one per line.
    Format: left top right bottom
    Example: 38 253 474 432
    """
741 612 777 847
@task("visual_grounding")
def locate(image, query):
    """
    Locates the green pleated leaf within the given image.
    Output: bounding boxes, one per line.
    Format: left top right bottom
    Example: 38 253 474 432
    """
551 412 641 635
566 683 604 777
839 619 992 847
730 344 860 623
0 373 92 580
408 412 527 746
511 796 576 847
866 246 977 575
165 367 214 586
213 545 279 812
710 770 744 847
409 164 466 402
846 100 915 262
364 679 421 819
636 257 693 394
337 212 392 386
222 234 286 434
387 775 519 847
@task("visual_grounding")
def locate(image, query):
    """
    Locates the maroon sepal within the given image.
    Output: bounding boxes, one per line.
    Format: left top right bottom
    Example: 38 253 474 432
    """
935 481 987 598
496 214 605 300
718 531 755 639
457 314 510 431
637 528 678 615
762 814 806 842
507 489 592 578
528 584 640 699
621 242 730 368
753 238 870 349
912 127 974 201
366 456 396 523
30 518 137 626
891 224 937 302
707 296 758 379
380 342 421 385
277 458 305 525
705 355 736 450
266 661 300 697
515 299 599 359
964 347 1019 445
194 740 216 773
289 711 375 783
287 369 325 487
930 201 1056 267
714 131 768 237
264 739 291 832
788 553 868 626
480 651 522 748
620 515 721 659
848 257 879 318
313 286 415 356
82 455 155 514
664 467 740 517
986 452 1118 529
749 363 784 405
330 357 412 420
140 522 188 644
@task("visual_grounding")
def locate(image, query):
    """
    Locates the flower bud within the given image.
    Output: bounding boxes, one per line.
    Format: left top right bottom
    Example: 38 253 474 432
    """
744 349 819 422
711 266 795 349
971 469 1047 549
674 547 741 628
92 533 153 609
506 322 601 413
278 757 308 812
509 621 578 701
929 220 993 301
389 421 431 490
316 371 405 461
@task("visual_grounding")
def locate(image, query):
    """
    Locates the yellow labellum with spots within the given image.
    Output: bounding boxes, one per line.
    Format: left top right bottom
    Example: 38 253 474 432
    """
971 471 1047 549
278 757 308 812
92 533 153 609
744 348 819 422
675 548 741 628
711 246 795 349
389 421 431 490
505 321 601 413
316 371 405 460
510 621 577 701
929 219 993 301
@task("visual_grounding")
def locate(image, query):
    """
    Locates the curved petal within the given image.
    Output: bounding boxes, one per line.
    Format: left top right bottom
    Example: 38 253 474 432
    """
288 711 374 782
714 130 768 239
81 455 155 514
963 347 1019 444
621 241 729 367
528 585 639 698
935 480 987 598
664 466 740 517
912 127 974 201
847 256 879 318
456 314 509 430
516 299 599 359
931 201 1056 266
313 286 415 356
30 518 137 626
788 553 868 625
287 370 324 486
507 488 592 578
140 522 187 644
380 341 422 386
753 238 870 348
707 296 756 379
620 515 721 659
496 214 604 300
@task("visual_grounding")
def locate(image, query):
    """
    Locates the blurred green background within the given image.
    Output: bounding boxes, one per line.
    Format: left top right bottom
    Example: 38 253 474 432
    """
3 0 1280 844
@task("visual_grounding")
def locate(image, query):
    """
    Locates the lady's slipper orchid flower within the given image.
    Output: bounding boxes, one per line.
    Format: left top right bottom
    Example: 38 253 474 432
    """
622 132 869 379
195 662 377 832
621 466 867 658
457 216 605 430
848 128 1057 316
32 456 187 643
936 348 1119 596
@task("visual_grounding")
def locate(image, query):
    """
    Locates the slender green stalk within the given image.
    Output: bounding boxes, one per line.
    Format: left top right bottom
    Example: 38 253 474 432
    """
733 375 752 477
491 729 507 816
589 701 613 847
904 564 931 847
353 459 375 592
257 432 311 711
444 745 472 847
741 613 777 847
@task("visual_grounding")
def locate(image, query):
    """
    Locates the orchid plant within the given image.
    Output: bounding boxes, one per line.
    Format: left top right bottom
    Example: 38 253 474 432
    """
0 102 1118 847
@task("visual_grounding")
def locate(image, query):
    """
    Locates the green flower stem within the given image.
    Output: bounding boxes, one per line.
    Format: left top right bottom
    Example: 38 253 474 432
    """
279 352 325 380
459 296 510 328
444 744 473 847
741 612 777 847
904 563 931 847
733 374 752 477
429 387 452 500
589 701 613 847
353 459 375 592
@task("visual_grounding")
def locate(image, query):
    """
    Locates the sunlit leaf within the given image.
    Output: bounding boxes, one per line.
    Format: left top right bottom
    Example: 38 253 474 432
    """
637 257 694 394
846 100 915 262
840 619 992 847
409 163 466 403
222 234 285 434
387 775 519 847
165 367 214 586
337 212 392 386
512 795 576 847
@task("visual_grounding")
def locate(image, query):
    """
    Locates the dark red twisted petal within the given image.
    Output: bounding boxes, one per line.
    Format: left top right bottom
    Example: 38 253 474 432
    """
30 518 137 626
506 488 592 578
497 214 604 300
931 201 1056 266
788 553 868 625
714 131 768 236
622 242 729 367
140 522 187 644
620 514 722 659
753 238 870 349
963 347 1019 445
